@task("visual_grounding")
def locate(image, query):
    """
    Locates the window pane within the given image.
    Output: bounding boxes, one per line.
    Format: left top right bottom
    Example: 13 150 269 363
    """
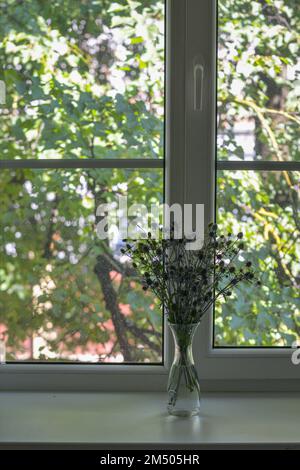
215 170 300 347
0 0 164 160
0 168 163 362
218 0 300 161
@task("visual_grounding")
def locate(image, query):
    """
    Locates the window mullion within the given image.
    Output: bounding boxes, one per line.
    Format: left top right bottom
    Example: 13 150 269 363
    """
217 161 300 171
0 159 164 170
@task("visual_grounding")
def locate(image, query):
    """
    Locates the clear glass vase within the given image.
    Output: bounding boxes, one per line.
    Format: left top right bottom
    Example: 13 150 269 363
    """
167 322 201 417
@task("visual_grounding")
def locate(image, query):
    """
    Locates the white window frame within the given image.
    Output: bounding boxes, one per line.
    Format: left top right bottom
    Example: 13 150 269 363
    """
186 0 300 391
1 0 300 392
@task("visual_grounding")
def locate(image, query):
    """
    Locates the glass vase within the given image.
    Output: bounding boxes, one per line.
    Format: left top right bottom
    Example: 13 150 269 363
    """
167 322 201 417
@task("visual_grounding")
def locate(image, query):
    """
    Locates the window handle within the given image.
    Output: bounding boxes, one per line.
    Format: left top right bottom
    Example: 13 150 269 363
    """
193 63 204 111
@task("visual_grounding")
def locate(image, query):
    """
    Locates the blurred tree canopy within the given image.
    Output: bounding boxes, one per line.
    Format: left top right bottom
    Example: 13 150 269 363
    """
216 0 300 346
0 0 164 362
0 0 299 359
0 0 164 160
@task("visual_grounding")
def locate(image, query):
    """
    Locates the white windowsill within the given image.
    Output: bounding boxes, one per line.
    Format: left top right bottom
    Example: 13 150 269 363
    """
1 392 300 449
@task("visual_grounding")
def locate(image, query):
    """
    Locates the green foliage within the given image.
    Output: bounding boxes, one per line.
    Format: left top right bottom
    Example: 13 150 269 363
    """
0 0 299 357
0 0 164 161
216 0 300 346
0 0 164 362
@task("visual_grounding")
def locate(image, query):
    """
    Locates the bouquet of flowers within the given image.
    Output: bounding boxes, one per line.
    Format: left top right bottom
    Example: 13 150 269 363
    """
122 223 260 324
122 222 260 416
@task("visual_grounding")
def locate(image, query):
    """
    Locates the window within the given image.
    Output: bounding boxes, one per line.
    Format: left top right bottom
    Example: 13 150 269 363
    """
215 0 300 348
1 0 299 392
0 1 164 366
177 0 300 389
